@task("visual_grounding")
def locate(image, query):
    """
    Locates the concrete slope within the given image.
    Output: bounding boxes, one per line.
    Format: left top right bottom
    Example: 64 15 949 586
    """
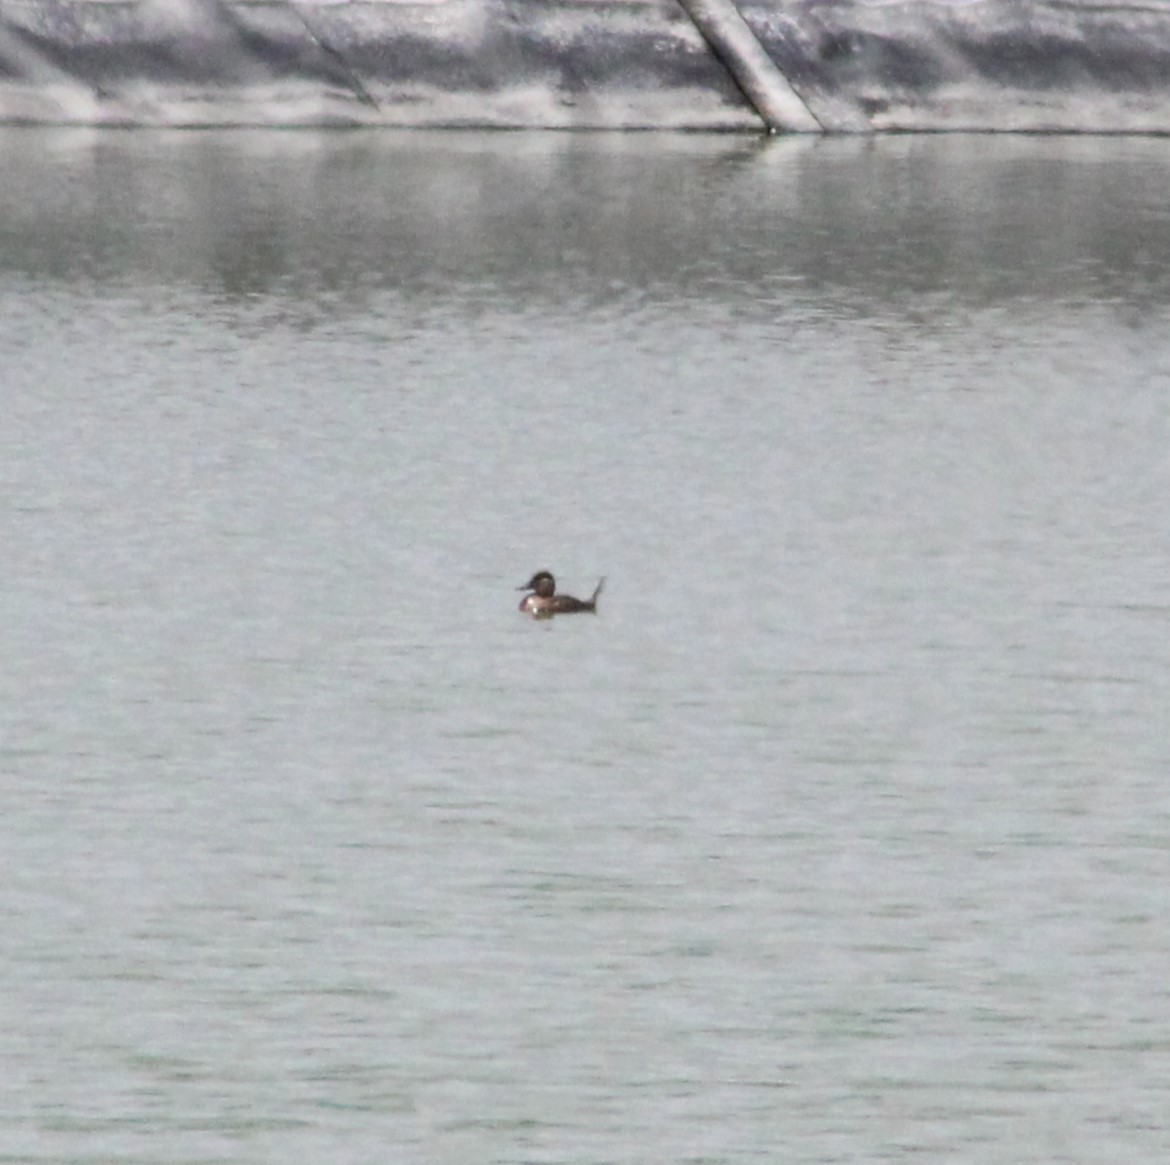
1 0 1169 130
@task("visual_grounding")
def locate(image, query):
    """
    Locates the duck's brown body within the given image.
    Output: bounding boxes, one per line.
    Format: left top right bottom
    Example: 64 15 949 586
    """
517 571 605 617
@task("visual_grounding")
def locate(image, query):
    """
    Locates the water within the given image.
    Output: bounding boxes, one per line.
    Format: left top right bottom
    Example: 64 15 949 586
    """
2 129 1170 1164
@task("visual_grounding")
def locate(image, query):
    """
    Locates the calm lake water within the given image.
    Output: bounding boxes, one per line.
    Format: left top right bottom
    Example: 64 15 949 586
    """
2 128 1170 1164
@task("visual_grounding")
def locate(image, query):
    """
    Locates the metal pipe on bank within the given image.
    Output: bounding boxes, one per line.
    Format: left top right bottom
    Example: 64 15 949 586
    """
675 0 821 132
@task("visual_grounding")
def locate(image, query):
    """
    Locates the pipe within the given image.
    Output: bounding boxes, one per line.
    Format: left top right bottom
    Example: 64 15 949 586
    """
676 0 822 132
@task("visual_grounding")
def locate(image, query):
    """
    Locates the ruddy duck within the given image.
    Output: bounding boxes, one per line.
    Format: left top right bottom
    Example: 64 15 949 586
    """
517 571 605 617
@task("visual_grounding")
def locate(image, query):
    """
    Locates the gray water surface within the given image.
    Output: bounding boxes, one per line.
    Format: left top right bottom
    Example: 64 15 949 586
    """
2 130 1170 1164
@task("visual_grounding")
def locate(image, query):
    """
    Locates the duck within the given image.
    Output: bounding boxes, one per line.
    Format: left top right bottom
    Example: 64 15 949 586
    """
517 571 605 617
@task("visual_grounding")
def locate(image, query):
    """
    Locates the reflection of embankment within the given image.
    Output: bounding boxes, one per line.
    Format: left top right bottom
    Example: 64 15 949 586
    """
1 131 1169 318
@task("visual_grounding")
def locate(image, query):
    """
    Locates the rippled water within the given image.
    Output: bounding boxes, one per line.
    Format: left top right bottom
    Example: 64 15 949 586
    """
2 129 1170 1163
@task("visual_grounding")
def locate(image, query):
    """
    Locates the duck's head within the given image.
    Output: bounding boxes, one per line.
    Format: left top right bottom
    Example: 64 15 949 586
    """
517 571 556 598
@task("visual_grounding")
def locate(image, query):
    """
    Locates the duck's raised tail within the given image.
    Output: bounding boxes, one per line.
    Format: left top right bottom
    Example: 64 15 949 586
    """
591 577 606 608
